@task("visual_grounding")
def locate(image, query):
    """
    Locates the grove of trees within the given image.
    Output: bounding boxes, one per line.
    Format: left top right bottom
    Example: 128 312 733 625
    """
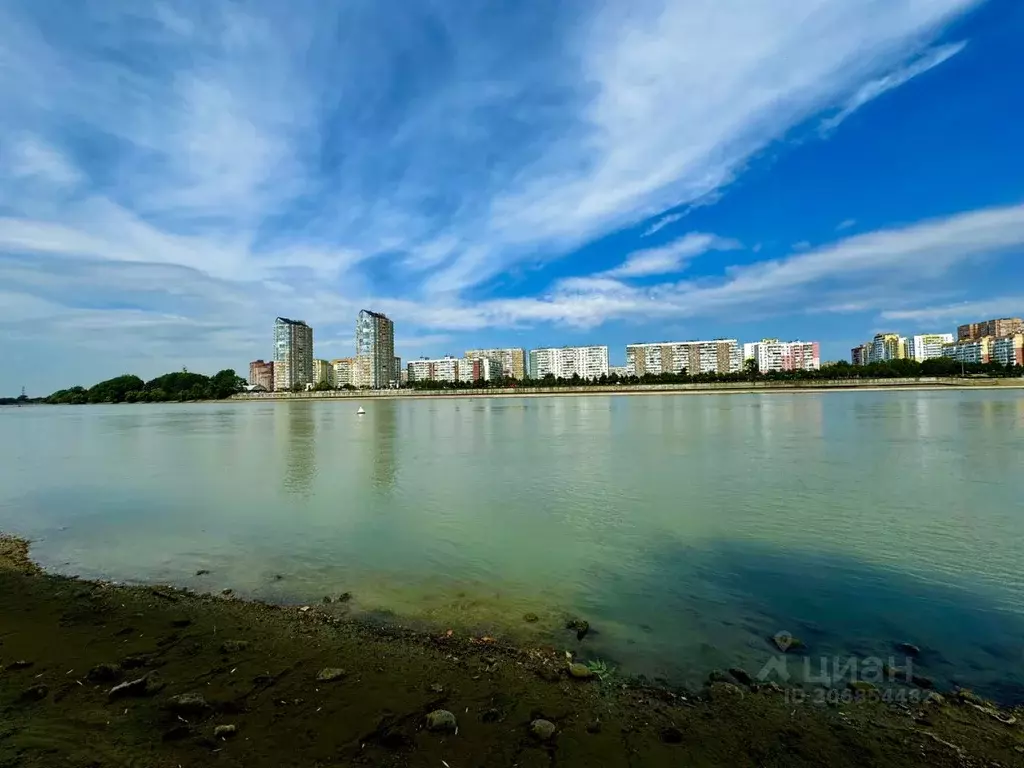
44 369 246 404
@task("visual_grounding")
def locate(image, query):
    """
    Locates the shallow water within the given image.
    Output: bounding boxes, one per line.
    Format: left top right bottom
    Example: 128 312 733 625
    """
2 391 1022 699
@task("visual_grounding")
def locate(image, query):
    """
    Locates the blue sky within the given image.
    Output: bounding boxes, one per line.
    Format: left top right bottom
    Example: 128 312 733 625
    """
2 0 1023 394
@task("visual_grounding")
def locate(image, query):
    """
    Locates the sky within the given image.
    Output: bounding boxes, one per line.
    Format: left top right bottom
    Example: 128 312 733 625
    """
1 0 1023 395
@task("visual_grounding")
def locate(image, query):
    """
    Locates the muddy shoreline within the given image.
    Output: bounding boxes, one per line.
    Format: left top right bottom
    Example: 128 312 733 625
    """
2 534 1022 767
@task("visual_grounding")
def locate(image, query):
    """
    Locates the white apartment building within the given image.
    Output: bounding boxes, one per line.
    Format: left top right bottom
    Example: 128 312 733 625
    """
942 337 989 364
903 334 954 362
273 317 313 391
742 339 821 372
464 348 526 379
528 346 609 380
608 365 630 378
626 340 741 376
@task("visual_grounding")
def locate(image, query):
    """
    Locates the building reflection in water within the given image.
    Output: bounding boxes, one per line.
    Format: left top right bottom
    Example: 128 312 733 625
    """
368 400 398 491
280 402 316 496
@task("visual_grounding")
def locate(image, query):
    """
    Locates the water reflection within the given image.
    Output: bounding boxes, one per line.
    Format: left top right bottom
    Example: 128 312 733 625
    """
369 400 397 490
279 402 316 495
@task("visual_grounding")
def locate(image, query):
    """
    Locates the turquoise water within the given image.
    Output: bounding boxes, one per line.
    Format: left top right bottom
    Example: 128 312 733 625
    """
1 391 1022 700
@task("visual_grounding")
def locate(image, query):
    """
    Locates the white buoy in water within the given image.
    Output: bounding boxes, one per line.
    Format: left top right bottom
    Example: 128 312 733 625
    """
356 406 366 415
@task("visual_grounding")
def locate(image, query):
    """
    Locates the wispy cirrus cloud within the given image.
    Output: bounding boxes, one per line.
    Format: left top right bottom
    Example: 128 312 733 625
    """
881 297 1024 324
819 41 968 134
602 233 741 278
406 202 1024 330
641 212 686 237
0 0 989 391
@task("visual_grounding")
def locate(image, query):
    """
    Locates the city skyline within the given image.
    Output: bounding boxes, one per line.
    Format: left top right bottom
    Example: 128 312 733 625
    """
3 2 1024 394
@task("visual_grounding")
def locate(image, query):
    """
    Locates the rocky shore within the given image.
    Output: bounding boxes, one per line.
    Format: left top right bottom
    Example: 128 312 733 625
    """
2 534 1022 767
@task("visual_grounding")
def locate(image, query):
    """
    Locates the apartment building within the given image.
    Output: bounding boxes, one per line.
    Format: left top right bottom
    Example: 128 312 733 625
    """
626 340 741 376
957 317 1024 341
608 365 630 378
742 339 820 372
464 348 526 379
528 346 609 380
356 309 396 388
942 337 990 364
869 333 905 363
273 317 313 391
851 344 870 366
990 334 1024 366
312 359 334 387
331 358 354 388
248 360 274 391
903 333 955 362
406 356 502 383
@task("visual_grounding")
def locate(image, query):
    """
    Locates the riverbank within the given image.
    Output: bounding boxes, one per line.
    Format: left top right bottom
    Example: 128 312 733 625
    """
233 376 1024 402
2 535 1022 767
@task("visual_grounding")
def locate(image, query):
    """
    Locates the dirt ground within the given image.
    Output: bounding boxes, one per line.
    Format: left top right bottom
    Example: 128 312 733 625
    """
2 535 1022 767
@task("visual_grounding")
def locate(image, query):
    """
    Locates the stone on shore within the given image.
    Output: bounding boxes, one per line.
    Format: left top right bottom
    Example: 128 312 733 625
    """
316 667 347 682
87 662 123 683
19 683 48 702
523 612 539 623
568 662 594 680
566 618 590 640
109 672 164 700
897 642 921 657
214 724 238 738
165 692 209 715
220 639 249 653
729 668 754 686
425 709 457 732
530 718 556 740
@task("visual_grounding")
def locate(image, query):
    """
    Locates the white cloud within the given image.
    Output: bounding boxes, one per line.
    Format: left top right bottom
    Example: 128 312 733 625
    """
820 41 968 133
837 219 857 231
641 212 685 237
881 298 1024 324
409 202 1024 331
0 0 988 391
603 233 741 278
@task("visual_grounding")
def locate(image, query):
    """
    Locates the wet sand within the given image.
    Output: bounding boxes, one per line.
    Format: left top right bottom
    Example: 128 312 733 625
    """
2 534 1022 767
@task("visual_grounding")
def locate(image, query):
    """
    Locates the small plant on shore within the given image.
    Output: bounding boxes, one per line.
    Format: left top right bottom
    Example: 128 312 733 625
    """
586 659 614 681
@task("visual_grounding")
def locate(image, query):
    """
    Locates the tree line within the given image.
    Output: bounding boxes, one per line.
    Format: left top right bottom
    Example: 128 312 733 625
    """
402 357 1022 390
44 370 247 404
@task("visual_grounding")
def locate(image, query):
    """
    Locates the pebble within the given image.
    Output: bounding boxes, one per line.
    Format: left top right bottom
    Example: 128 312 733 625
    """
19 683 48 702
165 692 209 715
221 640 250 653
316 667 347 682
6 660 33 671
523 612 539 623
568 662 594 680
221 589 234 596
195 569 210 576
729 668 754 686
109 672 164 700
425 709 457 732
566 618 590 640
338 592 352 602
530 718 556 740
896 642 921 657
214 724 238 738
87 662 123 683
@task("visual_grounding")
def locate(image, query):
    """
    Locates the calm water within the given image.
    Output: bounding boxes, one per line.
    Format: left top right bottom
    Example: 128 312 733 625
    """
2 391 1023 700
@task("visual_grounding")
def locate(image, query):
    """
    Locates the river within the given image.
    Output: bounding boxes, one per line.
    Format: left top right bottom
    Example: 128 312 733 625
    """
1 390 1022 699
